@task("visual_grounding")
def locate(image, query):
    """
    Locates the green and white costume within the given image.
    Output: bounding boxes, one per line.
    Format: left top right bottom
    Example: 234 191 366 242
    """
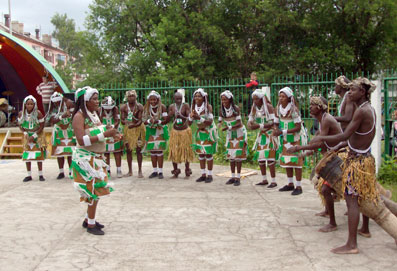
220 111 247 161
102 110 123 153
192 100 218 155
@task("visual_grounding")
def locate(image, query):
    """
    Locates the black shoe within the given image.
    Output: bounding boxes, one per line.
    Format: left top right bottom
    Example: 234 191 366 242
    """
267 183 277 188
234 179 241 186
82 220 105 229
196 176 206 182
279 185 295 192
149 172 158 179
256 180 269 186
205 175 213 183
39 176 45 182
226 178 235 185
158 173 164 179
56 173 65 180
291 187 303 196
23 176 32 182
87 226 105 235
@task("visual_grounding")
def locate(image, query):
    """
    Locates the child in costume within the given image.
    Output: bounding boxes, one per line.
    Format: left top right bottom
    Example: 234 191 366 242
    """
273 87 303 195
218 90 247 186
247 89 278 188
143 91 169 179
189 88 218 183
48 92 76 179
100 96 123 178
18 95 47 182
168 89 194 178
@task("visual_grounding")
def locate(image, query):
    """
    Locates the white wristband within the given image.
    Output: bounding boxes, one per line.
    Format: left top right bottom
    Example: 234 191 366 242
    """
236 115 241 120
228 126 232 131
59 115 63 120
32 133 38 139
97 132 105 141
157 120 162 125
218 117 222 122
259 124 264 130
283 129 288 137
83 135 92 146
188 116 193 122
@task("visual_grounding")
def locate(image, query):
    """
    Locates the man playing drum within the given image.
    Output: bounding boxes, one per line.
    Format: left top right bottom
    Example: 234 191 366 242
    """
312 77 390 254
288 96 345 232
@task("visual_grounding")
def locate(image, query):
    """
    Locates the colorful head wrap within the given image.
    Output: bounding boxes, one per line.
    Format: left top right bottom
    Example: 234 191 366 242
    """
75 86 99 102
310 96 328 111
101 96 115 110
335 76 351 90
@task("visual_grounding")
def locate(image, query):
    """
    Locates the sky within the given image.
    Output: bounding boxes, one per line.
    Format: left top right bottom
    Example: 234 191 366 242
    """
0 0 92 36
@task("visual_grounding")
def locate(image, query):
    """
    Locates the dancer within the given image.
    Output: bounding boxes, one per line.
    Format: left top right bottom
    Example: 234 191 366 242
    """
289 96 345 232
48 92 76 179
101 96 123 178
72 87 119 235
273 87 303 195
247 89 278 188
143 91 169 179
168 90 194 178
311 77 380 254
18 95 47 182
334 76 355 131
120 90 146 178
218 90 247 186
189 88 218 183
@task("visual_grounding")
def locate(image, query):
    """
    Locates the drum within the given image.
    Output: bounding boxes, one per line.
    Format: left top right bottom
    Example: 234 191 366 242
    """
0 111 6 127
314 151 343 186
382 195 397 217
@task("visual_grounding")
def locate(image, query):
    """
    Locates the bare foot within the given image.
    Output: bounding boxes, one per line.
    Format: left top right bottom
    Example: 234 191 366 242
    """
331 244 359 254
315 210 329 217
344 211 348 216
138 171 144 178
358 230 371 238
123 172 132 177
171 175 178 179
318 224 337 232
184 175 190 180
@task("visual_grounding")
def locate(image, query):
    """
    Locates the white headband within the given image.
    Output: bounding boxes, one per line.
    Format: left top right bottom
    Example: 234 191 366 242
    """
75 86 99 102
50 92 63 103
23 95 37 105
147 90 161 100
252 88 265 99
193 88 207 98
220 90 233 99
279 87 293 98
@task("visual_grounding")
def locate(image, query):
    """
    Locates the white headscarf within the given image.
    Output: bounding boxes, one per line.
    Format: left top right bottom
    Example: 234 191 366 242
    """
101 96 115 110
278 87 295 117
147 90 161 100
192 88 208 116
279 87 293 98
251 88 270 119
220 90 233 99
18 95 39 126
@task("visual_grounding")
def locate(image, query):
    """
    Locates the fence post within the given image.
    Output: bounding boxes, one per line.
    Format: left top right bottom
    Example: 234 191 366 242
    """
371 79 382 173
384 78 390 160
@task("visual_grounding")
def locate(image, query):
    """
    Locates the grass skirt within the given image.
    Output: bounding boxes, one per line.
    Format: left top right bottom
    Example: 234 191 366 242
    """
124 124 146 150
168 127 194 163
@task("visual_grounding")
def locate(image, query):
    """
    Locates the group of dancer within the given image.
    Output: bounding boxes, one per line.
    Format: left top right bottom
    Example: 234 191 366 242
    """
17 77 397 252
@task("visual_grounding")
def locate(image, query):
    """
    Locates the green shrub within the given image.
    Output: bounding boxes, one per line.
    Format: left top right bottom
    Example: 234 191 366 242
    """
377 156 397 185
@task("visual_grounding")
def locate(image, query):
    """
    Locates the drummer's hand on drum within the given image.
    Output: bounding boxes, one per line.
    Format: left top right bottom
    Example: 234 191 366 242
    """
310 136 323 145
104 128 117 138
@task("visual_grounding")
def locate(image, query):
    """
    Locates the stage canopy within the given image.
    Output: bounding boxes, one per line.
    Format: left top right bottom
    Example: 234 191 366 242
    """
0 29 70 113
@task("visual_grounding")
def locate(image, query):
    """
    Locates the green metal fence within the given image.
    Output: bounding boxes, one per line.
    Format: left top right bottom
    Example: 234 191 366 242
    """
95 79 267 118
383 76 397 158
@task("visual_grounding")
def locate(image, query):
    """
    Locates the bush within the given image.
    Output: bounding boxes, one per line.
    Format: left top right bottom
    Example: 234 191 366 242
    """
377 156 397 185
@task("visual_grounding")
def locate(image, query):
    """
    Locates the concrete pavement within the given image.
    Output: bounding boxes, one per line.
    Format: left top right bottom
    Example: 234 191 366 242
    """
0 159 396 271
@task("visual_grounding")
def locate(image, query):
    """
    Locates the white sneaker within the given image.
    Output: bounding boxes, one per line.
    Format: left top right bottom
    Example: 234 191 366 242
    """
117 171 122 178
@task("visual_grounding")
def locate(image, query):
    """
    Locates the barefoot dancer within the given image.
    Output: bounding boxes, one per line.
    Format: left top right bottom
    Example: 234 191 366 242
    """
273 87 303 195
312 78 380 254
289 96 345 232
101 96 123 178
189 88 218 183
168 90 194 178
247 89 278 188
48 92 76 179
18 96 47 182
143 91 170 179
72 87 120 235
218 90 247 186
120 90 146 178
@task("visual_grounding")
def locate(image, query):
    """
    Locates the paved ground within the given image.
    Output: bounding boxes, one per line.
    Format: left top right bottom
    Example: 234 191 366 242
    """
0 159 396 271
